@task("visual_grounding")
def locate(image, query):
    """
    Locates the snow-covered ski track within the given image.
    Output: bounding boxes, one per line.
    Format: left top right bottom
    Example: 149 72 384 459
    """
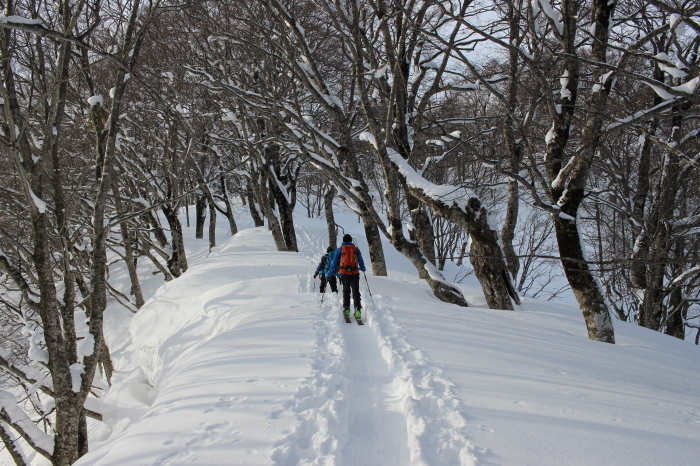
370 297 476 465
271 287 351 465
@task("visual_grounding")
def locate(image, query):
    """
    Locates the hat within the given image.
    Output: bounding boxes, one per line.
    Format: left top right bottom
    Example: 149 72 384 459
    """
343 234 352 243
327 246 334 252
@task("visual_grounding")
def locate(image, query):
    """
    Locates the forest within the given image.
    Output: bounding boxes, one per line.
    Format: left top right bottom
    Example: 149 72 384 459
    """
0 0 698 464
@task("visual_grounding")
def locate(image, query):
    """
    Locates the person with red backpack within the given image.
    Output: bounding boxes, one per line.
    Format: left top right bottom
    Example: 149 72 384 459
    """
327 234 366 321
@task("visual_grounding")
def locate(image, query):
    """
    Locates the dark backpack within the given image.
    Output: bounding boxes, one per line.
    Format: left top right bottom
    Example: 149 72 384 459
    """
317 254 329 273
338 245 359 275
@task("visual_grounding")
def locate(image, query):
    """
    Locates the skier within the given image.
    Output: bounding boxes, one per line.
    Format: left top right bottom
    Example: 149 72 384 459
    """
313 246 338 294
327 234 366 322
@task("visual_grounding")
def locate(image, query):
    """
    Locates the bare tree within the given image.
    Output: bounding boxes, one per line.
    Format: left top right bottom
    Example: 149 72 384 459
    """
0 0 161 463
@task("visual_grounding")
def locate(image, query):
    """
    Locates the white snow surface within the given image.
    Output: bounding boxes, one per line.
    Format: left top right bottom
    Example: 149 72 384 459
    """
50 209 700 466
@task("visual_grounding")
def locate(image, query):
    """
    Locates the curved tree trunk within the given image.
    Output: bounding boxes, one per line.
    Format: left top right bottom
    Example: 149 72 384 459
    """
409 188 518 310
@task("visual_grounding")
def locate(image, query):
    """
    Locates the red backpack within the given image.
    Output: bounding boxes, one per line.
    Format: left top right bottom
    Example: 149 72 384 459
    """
338 244 360 275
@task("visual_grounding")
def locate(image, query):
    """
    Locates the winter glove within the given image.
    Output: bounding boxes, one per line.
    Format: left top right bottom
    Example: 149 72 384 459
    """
313 272 318 279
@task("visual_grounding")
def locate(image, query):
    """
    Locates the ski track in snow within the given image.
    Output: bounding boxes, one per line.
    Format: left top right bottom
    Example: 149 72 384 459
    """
271 227 475 465
271 282 351 465
369 298 475 465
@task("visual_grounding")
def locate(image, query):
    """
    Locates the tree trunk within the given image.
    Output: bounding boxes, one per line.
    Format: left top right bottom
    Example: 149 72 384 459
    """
112 182 144 308
78 410 88 457
471 229 518 311
250 170 288 251
99 339 114 385
362 213 388 276
629 70 663 290
337 144 388 276
401 181 517 309
208 197 217 252
638 110 682 330
220 176 238 236
247 182 265 227
143 210 169 249
544 0 616 342
264 147 299 252
500 179 520 280
555 218 615 342
665 238 687 339
195 195 207 239
162 205 188 277
324 186 337 248
379 146 468 304
406 191 436 266
456 240 467 266
499 0 524 281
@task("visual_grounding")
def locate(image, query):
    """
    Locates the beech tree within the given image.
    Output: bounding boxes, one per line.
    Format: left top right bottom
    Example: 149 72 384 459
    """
0 0 161 463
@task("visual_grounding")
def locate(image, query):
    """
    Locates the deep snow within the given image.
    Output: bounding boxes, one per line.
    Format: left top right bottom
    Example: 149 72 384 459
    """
13 207 700 465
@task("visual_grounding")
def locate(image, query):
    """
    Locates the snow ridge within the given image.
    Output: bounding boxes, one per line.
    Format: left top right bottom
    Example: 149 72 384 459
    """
370 298 476 465
271 288 351 465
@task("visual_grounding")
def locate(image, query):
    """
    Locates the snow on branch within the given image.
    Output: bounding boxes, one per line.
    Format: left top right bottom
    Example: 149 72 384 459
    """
538 0 563 36
359 132 378 151
645 77 699 100
670 266 700 286
0 391 54 457
604 98 679 131
0 15 44 26
386 148 475 213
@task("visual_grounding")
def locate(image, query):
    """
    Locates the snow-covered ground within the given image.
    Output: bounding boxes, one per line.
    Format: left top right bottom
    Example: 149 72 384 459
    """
27 208 700 465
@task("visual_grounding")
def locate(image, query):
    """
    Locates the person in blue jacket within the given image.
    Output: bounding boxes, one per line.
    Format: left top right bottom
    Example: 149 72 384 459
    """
314 246 338 293
327 234 366 320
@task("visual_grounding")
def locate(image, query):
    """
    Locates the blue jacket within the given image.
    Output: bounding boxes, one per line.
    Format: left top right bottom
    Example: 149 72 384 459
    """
315 250 339 276
327 241 366 277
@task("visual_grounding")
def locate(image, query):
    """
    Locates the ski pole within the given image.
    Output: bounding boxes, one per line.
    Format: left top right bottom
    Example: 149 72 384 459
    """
313 275 316 292
363 272 376 308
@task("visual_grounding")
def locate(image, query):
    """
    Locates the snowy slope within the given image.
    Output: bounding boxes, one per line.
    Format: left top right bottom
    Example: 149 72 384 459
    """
67 211 700 466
